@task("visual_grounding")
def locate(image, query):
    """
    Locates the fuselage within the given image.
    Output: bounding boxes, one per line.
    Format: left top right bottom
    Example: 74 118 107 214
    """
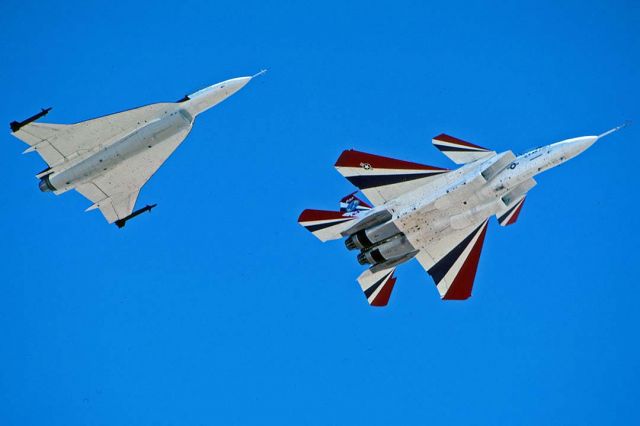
42 109 193 193
396 135 596 230
350 135 599 269
39 76 251 194
484 136 597 197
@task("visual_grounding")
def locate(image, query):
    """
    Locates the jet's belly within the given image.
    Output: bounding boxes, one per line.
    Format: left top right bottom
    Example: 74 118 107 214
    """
50 112 189 193
396 183 492 238
378 150 536 257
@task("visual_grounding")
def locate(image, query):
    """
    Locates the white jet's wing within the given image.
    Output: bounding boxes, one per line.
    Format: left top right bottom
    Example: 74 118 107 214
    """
334 149 449 206
12 103 175 168
76 125 191 224
408 218 490 300
432 133 495 164
76 183 140 224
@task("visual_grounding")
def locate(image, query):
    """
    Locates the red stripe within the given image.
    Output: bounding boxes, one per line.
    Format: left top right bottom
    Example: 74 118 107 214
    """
371 274 397 306
443 221 489 300
506 198 526 225
433 133 488 150
298 209 353 222
335 149 448 171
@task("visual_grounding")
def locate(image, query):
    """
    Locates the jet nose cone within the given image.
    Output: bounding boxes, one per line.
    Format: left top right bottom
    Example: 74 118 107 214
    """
38 175 54 192
556 136 598 159
184 74 258 116
572 136 598 152
222 76 252 94
222 70 265 94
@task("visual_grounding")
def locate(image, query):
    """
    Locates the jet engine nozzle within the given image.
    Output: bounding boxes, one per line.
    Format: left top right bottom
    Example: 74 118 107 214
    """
345 221 403 251
345 235 359 250
346 231 371 251
357 235 416 266
38 175 55 192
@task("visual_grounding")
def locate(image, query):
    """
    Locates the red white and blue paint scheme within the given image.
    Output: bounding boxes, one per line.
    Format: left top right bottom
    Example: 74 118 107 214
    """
299 124 628 306
10 71 266 227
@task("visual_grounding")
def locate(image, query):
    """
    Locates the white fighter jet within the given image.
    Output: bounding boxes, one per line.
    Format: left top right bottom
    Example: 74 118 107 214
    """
299 124 627 306
11 72 264 227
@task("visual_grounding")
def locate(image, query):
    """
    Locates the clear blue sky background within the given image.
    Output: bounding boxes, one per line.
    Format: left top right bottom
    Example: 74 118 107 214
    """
1 1 638 424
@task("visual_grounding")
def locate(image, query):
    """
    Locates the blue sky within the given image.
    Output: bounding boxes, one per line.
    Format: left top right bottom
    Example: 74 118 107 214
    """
1 0 638 424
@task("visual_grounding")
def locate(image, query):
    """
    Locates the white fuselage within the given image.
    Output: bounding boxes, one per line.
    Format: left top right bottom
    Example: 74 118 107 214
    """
483 136 597 196
48 110 192 193
40 76 251 194
385 136 598 245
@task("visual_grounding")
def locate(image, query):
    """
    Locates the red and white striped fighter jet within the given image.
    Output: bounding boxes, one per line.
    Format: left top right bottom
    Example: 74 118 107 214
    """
299 125 627 306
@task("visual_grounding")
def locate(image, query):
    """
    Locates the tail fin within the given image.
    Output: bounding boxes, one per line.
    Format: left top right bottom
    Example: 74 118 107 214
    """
339 192 372 213
298 209 358 242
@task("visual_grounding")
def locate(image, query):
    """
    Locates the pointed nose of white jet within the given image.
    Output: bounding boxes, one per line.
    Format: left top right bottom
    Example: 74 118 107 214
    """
554 136 598 161
223 76 252 95
182 74 259 117
567 135 598 153
554 123 629 159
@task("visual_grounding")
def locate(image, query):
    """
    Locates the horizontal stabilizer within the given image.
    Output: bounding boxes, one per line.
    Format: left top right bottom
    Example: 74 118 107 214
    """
298 209 358 242
335 149 449 205
496 196 526 226
357 267 397 306
432 133 495 164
